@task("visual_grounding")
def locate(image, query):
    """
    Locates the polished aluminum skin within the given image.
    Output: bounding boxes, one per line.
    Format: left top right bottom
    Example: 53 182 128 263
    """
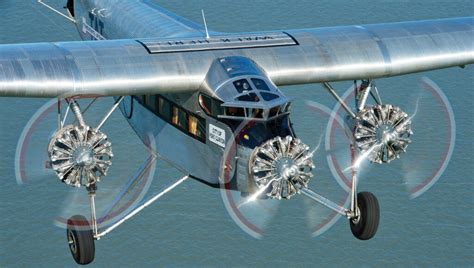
74 0 207 39
0 3 472 98
1 1 472 259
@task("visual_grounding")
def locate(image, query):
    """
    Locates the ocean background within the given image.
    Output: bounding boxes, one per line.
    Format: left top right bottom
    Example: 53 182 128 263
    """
0 0 473 267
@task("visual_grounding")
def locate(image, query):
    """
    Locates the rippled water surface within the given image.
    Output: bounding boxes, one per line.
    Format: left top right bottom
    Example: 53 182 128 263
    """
0 0 473 267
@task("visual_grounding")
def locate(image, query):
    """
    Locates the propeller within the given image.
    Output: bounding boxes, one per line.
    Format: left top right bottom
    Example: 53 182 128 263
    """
398 77 456 199
221 77 456 238
220 100 350 239
309 77 456 200
14 97 158 230
14 77 455 238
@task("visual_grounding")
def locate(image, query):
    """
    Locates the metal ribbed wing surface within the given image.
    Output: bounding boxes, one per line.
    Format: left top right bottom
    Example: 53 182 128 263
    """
0 17 473 98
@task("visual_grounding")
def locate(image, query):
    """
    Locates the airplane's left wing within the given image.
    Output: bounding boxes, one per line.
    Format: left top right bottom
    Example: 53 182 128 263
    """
0 17 473 98
0 39 202 98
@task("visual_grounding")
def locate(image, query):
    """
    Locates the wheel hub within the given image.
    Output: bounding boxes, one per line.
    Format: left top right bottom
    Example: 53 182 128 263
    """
73 146 96 167
67 230 77 254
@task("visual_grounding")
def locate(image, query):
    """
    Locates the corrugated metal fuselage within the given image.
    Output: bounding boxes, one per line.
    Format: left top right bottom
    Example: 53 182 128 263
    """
73 0 245 186
29 0 470 188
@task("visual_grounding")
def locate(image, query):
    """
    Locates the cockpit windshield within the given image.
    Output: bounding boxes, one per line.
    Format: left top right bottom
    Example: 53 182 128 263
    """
198 75 294 147
199 93 290 121
223 115 294 148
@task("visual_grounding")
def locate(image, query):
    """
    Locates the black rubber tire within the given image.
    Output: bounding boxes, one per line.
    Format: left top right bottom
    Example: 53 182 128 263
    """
67 215 95 265
350 192 380 240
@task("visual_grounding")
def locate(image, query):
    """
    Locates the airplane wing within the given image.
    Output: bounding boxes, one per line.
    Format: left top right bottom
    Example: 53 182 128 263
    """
0 17 472 98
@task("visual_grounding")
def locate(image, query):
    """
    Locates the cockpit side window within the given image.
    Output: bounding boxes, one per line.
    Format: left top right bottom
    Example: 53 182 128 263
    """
233 79 253 93
251 78 271 91
199 94 224 118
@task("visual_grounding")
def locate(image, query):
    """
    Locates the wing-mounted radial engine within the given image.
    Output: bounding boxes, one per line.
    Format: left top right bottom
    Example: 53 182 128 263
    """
48 100 113 188
47 96 126 265
47 96 191 265
326 80 414 164
350 81 413 164
302 80 414 240
235 78 415 242
208 57 382 241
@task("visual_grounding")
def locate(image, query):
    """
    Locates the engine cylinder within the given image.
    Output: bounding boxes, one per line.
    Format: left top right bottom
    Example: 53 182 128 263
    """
48 125 113 187
352 104 413 164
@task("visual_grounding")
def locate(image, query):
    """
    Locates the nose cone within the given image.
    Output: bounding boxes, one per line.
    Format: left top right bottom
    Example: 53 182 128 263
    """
73 146 96 167
250 136 315 200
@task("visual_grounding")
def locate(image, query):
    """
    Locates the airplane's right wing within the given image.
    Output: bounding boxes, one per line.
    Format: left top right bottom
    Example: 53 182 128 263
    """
0 17 472 98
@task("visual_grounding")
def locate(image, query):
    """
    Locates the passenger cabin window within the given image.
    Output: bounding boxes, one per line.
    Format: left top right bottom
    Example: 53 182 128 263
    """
251 78 270 91
188 115 205 138
144 95 156 110
158 97 171 121
172 107 187 129
138 95 206 142
234 79 253 93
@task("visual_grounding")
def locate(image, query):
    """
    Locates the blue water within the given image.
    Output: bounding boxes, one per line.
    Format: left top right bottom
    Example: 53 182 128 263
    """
1 0 473 267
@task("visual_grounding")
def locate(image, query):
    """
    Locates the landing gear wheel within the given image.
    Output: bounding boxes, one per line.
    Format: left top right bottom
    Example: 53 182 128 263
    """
350 192 380 240
67 215 95 265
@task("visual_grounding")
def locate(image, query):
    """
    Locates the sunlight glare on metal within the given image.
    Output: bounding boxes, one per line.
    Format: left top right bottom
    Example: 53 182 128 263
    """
238 178 279 208
399 97 420 131
310 134 323 159
344 142 382 172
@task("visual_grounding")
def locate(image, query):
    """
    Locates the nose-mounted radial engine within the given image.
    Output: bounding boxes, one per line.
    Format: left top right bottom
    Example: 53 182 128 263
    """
206 57 395 241
226 74 414 241
250 136 315 200
200 56 315 200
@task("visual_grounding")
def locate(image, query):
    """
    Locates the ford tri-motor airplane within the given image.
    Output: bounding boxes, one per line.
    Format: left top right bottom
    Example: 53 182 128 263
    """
1 0 472 265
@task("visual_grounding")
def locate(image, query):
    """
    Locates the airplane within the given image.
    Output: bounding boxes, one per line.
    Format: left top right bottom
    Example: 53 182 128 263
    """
0 0 472 265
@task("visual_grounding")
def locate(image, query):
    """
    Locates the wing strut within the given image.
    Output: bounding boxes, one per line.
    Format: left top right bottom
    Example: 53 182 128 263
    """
37 0 76 23
95 175 190 238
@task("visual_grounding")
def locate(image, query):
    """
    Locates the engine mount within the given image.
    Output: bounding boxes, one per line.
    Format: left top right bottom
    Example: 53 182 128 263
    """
48 125 113 187
250 136 315 200
353 104 413 164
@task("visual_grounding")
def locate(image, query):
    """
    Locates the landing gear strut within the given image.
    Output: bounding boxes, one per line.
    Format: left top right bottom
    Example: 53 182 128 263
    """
50 97 190 264
65 185 99 265
293 80 408 240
